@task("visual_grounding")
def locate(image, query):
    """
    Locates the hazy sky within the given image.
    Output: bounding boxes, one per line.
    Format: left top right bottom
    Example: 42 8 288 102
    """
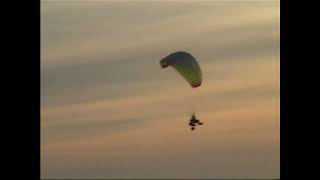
41 1 280 179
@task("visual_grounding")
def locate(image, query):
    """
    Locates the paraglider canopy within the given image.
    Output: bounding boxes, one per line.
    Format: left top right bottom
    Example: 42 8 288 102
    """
160 51 202 88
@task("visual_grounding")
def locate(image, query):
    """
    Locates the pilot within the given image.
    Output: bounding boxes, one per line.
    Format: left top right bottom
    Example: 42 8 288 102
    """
189 114 203 130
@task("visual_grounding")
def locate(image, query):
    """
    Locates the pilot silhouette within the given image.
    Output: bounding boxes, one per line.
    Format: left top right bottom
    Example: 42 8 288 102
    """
189 114 203 130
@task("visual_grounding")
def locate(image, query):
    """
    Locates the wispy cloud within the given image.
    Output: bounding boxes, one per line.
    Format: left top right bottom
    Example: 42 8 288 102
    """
41 1 279 179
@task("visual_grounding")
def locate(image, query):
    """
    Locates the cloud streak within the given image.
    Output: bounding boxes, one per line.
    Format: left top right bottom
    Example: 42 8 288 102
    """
41 1 279 179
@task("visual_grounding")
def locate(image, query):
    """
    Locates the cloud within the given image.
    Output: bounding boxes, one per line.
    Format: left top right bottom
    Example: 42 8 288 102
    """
41 1 279 179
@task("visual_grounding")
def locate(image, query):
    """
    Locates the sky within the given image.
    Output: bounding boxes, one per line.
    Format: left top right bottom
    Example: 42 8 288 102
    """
41 0 280 179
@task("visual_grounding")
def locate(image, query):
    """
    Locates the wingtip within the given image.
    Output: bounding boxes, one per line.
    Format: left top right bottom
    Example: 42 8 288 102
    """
191 82 201 88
